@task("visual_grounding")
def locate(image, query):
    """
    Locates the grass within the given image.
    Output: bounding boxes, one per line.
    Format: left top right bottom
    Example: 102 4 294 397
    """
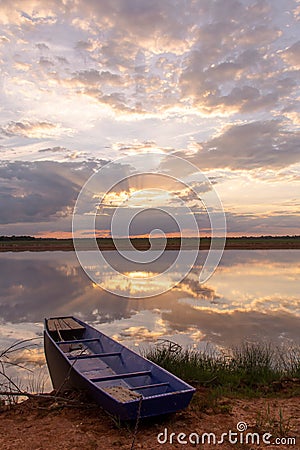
255 404 294 437
144 341 300 397
0 337 42 404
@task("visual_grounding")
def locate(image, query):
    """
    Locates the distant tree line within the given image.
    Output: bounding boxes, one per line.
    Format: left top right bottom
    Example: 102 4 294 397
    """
0 235 298 241
0 235 57 241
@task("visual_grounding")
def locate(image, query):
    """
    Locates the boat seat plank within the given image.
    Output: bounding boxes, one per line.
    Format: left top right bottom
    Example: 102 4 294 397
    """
57 338 100 345
90 370 151 382
130 382 169 391
61 317 85 331
68 352 121 360
48 317 85 332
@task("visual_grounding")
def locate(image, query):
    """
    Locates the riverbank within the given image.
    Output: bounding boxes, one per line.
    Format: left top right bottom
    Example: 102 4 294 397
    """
0 387 299 449
1 342 299 449
0 236 299 251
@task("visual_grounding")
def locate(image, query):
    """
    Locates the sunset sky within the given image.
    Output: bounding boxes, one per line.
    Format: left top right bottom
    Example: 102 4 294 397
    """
0 0 299 237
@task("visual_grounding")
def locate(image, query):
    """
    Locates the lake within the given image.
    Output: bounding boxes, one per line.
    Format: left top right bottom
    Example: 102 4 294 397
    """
0 250 299 392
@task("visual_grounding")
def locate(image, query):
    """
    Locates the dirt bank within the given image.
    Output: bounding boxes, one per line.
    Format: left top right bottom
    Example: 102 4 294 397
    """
0 390 299 449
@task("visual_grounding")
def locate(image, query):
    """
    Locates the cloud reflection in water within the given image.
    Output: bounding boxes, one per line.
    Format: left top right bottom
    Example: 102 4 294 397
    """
0 250 298 348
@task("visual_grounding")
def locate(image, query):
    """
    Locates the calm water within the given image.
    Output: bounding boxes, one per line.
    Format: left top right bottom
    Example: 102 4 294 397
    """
0 250 299 391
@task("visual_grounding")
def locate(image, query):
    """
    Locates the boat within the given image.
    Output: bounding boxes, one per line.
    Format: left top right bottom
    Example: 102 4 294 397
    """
44 316 196 420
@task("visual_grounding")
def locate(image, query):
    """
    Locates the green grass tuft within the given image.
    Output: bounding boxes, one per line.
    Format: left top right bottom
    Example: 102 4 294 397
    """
144 341 300 396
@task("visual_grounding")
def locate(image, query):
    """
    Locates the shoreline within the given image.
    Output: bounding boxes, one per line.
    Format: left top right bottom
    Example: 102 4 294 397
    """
0 236 300 252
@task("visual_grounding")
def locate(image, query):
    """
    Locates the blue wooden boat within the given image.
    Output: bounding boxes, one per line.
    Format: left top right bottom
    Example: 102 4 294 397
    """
44 316 195 420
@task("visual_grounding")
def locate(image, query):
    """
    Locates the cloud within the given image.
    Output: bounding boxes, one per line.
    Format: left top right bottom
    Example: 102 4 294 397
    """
0 154 296 236
70 69 124 87
0 0 63 25
38 56 54 68
75 40 94 51
111 140 159 155
1 0 298 120
225 211 300 235
180 47 288 115
36 42 49 51
0 120 73 139
0 160 100 225
71 0 195 53
0 35 10 44
37 146 87 160
185 120 300 170
38 146 66 153
20 10 56 24
176 4 292 116
280 40 300 69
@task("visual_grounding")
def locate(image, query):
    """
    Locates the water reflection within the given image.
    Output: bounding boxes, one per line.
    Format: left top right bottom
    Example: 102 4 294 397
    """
0 250 299 389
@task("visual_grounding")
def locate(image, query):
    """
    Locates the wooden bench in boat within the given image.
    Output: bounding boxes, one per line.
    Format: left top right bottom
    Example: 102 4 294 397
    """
90 370 152 382
129 382 169 391
47 317 85 333
57 338 100 345
68 352 121 360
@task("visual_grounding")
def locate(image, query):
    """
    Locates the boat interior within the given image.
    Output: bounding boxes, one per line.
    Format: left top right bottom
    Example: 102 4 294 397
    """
46 317 187 401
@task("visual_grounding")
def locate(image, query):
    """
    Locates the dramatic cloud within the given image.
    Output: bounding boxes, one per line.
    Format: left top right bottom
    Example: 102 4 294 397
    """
0 160 100 225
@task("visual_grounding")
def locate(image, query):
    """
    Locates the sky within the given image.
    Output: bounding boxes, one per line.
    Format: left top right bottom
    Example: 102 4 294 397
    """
0 0 299 237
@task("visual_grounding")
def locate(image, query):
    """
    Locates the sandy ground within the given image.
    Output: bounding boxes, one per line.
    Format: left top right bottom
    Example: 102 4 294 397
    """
0 389 299 450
